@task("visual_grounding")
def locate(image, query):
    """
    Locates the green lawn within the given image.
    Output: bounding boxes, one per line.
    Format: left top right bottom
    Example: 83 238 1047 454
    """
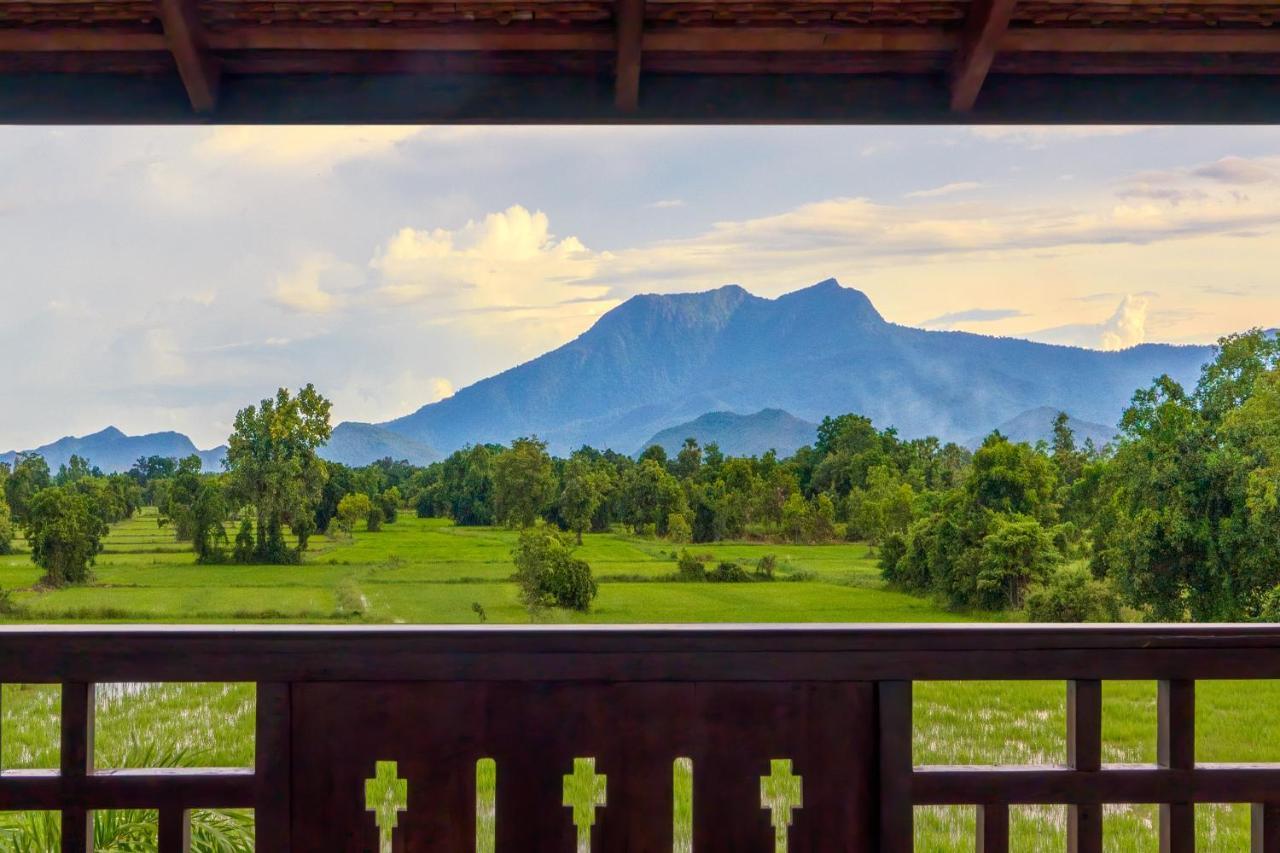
1 510 1275 848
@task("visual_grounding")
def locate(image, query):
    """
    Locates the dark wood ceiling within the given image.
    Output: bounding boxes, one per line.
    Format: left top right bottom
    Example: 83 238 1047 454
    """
2 0 1280 122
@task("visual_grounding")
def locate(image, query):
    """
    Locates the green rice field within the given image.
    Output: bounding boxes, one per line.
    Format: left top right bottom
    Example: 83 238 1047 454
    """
2 509 1276 849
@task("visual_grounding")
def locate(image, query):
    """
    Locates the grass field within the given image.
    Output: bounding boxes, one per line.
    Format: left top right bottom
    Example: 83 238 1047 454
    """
1 509 1276 849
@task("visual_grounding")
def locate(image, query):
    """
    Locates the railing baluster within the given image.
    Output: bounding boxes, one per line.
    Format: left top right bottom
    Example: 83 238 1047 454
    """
255 682 292 851
1159 680 1195 853
976 803 1009 852
1253 804 1280 853
158 807 191 852
60 682 94 853
878 680 913 852
1067 679 1102 853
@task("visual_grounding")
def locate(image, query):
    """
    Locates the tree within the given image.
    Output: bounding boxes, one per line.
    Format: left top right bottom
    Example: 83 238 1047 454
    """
225 385 332 564
1051 412 1087 486
336 493 372 540
1026 565 1122 623
967 434 1059 523
559 457 603 544
1093 331 1280 621
22 486 107 586
158 456 206 541
6 453 51 524
0 492 13 556
976 514 1060 609
512 523 597 611
376 487 401 525
493 437 555 528
673 438 702 480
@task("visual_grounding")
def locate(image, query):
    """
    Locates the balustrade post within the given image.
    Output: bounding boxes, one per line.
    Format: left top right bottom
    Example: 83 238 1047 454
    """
878 680 914 852
977 803 1009 852
1067 679 1102 853
255 682 292 851
1253 804 1280 853
1158 680 1195 853
60 682 94 853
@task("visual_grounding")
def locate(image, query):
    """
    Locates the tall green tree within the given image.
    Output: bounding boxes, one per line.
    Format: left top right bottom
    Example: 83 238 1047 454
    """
0 491 12 556
1094 331 1280 621
225 384 332 564
493 437 555 528
559 457 604 544
5 453 51 524
22 486 108 586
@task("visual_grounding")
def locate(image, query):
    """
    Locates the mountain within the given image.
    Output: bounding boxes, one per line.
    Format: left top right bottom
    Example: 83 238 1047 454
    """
639 409 818 458
966 407 1117 451
1 427 227 474
318 422 439 467
382 279 1216 454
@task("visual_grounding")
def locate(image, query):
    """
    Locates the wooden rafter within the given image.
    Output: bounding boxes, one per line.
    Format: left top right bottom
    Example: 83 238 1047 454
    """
156 0 220 112
614 0 645 111
951 0 1017 111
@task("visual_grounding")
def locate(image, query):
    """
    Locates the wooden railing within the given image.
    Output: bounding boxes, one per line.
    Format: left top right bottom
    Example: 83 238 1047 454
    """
3 625 1280 851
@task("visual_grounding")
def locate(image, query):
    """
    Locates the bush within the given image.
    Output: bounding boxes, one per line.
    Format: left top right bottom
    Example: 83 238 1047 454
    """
1259 585 1280 622
676 549 706 581
1025 565 1122 623
378 487 401 525
232 519 254 563
512 523 598 612
878 533 908 580
756 554 777 579
367 504 384 532
666 512 692 543
22 486 107 586
0 496 12 555
708 560 750 583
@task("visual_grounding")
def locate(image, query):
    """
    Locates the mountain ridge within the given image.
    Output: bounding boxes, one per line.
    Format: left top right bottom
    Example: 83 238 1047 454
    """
381 279 1216 455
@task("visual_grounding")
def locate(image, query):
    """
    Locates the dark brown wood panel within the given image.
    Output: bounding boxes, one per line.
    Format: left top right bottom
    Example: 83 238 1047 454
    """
288 680 876 851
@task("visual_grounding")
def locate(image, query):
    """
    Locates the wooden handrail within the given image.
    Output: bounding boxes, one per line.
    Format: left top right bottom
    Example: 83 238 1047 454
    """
2 625 1280 851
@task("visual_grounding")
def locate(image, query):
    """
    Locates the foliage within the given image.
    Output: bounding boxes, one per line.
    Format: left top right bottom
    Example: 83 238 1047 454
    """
976 514 1059 609
756 554 778 579
5 453 51 523
1092 331 1280 621
225 384 332 564
493 436 555 528
0 491 12 556
22 486 108 586
675 549 706 580
665 511 692 544
708 560 751 583
1025 564 1122 623
336 493 373 539
511 523 598 611
559 456 605 543
377 487 401 525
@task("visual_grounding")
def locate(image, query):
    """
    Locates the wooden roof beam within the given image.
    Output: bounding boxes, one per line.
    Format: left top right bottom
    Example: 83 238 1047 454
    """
615 0 645 111
157 0 220 112
951 0 1017 111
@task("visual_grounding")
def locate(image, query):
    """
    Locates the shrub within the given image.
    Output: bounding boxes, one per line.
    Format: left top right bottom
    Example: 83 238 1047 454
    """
232 519 255 563
756 554 778 579
367 504 384 532
1025 565 1122 623
512 523 598 612
378 487 401 525
878 533 908 580
675 549 706 581
708 560 750 583
336 493 372 539
666 512 692 543
0 496 12 555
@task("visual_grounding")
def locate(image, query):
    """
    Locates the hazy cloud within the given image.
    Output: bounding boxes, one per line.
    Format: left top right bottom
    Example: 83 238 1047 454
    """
921 307 1028 327
905 181 983 199
1031 296 1150 351
1193 156 1276 186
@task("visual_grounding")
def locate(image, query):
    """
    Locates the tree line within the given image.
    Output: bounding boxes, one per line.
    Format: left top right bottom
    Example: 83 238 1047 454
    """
2 329 1278 622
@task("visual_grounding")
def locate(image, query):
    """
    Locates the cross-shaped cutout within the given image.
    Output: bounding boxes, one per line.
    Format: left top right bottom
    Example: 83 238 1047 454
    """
760 759 803 851
365 760 409 853
562 757 607 853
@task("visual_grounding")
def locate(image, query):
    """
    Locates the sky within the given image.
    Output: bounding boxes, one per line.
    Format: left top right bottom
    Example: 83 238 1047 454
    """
1 124 1279 450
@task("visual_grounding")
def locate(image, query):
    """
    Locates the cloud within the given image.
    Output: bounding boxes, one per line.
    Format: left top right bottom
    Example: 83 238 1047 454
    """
1030 296 1150 351
905 181 983 199
196 126 424 171
967 126 1153 147
922 307 1028 327
1192 156 1276 186
371 205 618 354
273 256 339 314
648 199 685 209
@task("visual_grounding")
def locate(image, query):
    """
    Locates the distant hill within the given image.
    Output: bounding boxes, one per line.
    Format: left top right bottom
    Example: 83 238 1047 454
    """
966 407 1117 451
0 427 227 474
382 278 1216 454
319 422 439 467
639 409 818 458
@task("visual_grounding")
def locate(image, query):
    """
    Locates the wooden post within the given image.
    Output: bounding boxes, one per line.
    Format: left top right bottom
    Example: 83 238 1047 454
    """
879 681 914 852
1253 804 1280 853
1158 680 1195 853
614 0 645 111
61 682 94 853
255 683 292 851
977 803 1010 852
158 808 192 853
1067 680 1102 853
